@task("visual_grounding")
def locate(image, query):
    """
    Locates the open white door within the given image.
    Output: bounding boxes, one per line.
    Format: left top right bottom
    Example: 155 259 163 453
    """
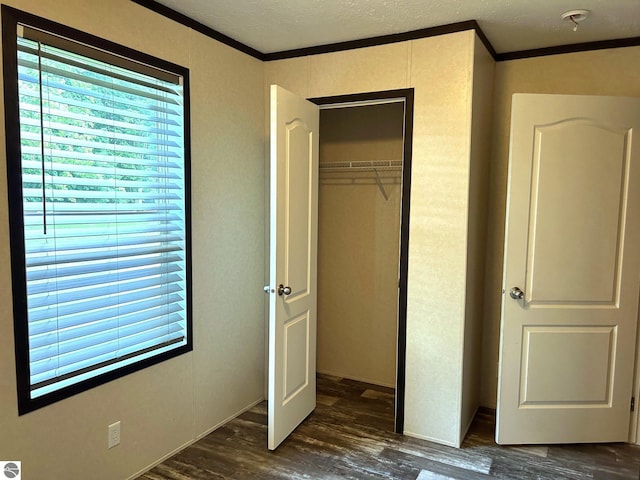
497 94 640 444
268 85 319 450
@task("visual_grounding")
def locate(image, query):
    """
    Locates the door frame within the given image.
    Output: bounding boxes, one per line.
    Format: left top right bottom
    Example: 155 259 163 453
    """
309 88 414 434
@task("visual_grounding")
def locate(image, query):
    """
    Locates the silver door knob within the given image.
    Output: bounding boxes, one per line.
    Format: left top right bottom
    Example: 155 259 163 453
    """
278 284 292 296
509 287 524 300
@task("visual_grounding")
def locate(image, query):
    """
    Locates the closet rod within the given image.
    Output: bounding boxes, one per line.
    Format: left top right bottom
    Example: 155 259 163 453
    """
318 159 402 171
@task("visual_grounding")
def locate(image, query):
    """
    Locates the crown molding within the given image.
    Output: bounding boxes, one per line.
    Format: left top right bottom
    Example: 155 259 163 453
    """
496 36 640 61
131 1 639 64
131 0 265 60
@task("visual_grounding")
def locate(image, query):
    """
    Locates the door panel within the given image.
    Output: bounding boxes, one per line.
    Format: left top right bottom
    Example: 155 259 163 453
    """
520 326 615 404
497 94 640 444
268 85 319 450
285 121 312 296
526 120 628 304
283 312 310 402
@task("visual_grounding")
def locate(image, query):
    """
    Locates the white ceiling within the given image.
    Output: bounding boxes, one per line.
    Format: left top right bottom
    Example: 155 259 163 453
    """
152 0 640 55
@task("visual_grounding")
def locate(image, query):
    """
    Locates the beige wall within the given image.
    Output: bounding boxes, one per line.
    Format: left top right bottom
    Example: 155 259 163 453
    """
267 31 489 446
481 45 640 408
0 2 265 479
461 40 494 438
317 103 404 387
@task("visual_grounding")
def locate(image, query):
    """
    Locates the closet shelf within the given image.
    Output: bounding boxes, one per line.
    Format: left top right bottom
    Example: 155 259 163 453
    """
318 160 402 172
319 160 402 201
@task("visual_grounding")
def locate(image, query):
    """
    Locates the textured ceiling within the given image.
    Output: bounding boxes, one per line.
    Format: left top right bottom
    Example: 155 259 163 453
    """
152 0 640 55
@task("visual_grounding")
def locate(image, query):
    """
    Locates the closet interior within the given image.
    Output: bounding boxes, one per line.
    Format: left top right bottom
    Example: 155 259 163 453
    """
317 101 405 404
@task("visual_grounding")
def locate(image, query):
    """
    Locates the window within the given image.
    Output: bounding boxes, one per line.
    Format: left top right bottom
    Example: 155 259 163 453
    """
2 7 192 414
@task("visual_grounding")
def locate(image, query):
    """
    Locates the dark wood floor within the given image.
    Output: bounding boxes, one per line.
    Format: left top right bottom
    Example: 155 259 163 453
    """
139 375 640 479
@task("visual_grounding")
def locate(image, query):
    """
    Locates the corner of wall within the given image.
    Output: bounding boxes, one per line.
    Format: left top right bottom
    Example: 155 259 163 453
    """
460 34 496 444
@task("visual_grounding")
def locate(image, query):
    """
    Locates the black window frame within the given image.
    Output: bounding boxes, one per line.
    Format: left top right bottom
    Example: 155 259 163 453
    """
2 5 193 415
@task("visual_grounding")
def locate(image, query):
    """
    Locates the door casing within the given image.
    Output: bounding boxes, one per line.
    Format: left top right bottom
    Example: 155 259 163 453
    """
310 88 414 433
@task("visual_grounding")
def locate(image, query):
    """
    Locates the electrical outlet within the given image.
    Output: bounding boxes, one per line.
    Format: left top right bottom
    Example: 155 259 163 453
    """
108 421 121 449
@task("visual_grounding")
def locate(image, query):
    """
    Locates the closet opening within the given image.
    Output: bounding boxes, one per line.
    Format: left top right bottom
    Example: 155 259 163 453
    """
310 89 414 434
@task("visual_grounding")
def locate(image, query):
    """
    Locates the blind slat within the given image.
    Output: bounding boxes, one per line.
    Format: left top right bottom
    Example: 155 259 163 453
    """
28 263 182 295
18 71 182 115
31 310 184 347
20 117 182 148
26 244 184 268
28 273 184 308
18 57 181 104
23 202 182 214
22 174 183 190
20 131 182 158
19 89 182 125
31 328 185 381
18 43 181 95
24 212 183 227
21 145 183 169
23 224 183 243
27 251 183 281
22 159 182 180
30 313 185 362
29 283 184 323
23 190 182 202
28 295 185 337
26 233 184 254
20 102 181 137
30 314 185 364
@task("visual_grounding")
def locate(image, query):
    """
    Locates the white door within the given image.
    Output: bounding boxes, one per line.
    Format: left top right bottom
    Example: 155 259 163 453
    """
497 94 640 444
268 85 319 450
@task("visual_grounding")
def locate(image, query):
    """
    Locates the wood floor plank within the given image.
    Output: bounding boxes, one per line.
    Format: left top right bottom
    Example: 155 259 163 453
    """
380 448 492 479
362 389 396 400
391 438 493 475
415 471 461 480
139 374 640 479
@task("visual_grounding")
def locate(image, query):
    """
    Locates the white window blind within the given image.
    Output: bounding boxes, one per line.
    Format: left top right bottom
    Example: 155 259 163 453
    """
16 27 189 399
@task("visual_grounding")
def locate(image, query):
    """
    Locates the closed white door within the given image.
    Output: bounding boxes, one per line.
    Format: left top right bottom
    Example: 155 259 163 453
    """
268 85 319 450
497 94 640 444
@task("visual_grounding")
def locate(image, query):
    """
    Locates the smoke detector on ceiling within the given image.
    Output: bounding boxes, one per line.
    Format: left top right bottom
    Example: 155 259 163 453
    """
561 9 590 32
